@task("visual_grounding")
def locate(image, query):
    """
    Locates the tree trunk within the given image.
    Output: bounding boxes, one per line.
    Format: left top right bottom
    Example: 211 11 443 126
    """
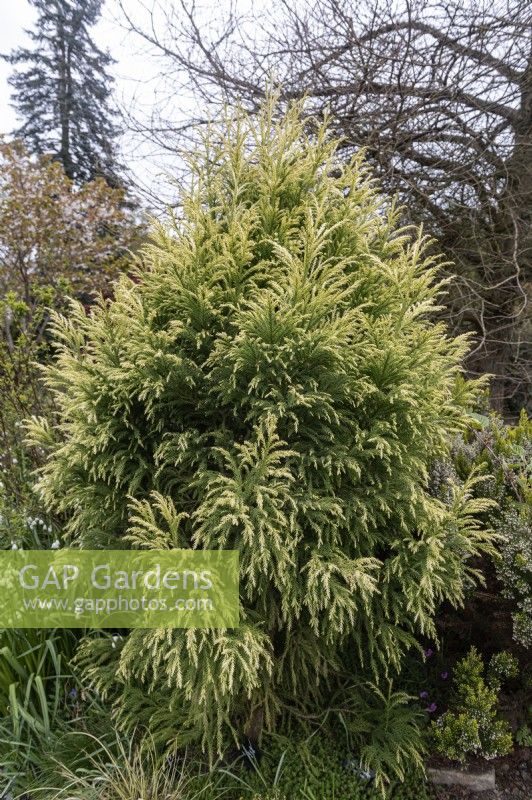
57 21 74 179
470 40 532 415
245 704 264 747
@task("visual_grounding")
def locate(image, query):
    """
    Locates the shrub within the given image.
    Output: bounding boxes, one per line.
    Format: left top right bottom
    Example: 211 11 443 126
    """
496 507 532 648
29 97 494 759
435 410 532 647
451 410 531 509
0 139 138 300
431 647 516 762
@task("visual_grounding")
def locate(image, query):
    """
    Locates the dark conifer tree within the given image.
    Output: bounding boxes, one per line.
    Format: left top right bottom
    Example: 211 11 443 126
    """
5 0 122 186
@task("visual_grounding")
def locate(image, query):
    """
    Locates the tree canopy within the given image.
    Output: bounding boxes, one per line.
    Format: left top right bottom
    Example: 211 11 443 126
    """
5 0 123 186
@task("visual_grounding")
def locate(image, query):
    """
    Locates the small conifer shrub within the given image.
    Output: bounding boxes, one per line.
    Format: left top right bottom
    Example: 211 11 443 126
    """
28 98 494 756
431 647 517 762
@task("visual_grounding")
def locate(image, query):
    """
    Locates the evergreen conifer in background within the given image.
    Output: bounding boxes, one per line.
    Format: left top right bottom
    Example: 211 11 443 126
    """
4 0 122 186
28 99 494 760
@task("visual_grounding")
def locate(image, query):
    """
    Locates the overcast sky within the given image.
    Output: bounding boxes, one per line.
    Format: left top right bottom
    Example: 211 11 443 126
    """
0 1 36 136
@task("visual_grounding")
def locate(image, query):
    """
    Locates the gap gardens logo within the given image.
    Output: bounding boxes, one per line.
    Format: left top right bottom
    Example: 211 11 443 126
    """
0 550 239 628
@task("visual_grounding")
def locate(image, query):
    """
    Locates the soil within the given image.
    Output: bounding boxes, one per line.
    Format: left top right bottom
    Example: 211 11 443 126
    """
430 748 532 800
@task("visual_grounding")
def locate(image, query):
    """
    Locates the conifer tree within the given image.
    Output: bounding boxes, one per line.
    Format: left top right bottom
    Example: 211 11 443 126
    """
5 0 121 186
28 99 494 760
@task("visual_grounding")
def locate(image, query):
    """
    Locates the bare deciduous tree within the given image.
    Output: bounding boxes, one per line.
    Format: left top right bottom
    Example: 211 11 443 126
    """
122 0 531 413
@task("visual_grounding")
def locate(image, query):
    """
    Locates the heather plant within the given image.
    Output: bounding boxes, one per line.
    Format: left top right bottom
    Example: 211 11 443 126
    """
430 410 531 513
496 507 532 648
28 98 494 763
434 410 532 648
451 409 531 509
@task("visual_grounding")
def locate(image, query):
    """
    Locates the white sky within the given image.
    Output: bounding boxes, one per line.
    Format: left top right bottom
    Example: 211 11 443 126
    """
0 1 36 135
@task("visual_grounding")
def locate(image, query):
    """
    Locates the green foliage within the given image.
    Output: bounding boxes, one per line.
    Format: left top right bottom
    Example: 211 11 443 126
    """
0 628 78 782
29 97 494 762
496 507 532 648
26 731 216 800
439 409 532 648
487 650 519 686
514 686 532 747
218 729 430 800
0 287 61 542
431 647 515 762
331 682 425 794
515 723 532 748
451 409 531 508
16 725 431 800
